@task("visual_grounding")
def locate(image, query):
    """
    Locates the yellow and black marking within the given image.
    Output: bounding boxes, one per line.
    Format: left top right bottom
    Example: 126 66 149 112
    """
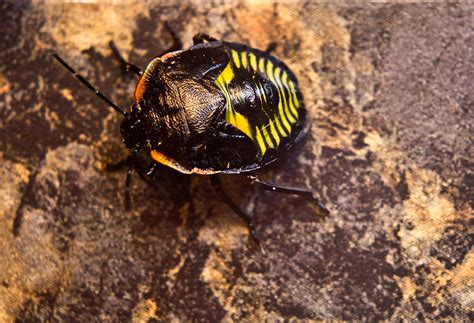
215 46 303 156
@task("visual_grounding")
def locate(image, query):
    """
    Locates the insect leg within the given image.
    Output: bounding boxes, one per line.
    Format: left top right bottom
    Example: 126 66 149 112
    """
109 41 142 76
192 33 218 45
158 22 183 56
246 174 330 216
105 157 129 171
135 161 159 185
124 148 139 211
265 42 277 54
107 156 158 189
210 175 265 254
144 162 159 179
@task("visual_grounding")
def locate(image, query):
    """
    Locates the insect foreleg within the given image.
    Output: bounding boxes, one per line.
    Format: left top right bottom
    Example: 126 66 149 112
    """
192 33 218 45
109 41 142 76
124 148 140 211
158 22 183 56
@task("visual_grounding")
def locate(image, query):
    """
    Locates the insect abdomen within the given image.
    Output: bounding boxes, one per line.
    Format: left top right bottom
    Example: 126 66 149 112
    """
215 44 304 156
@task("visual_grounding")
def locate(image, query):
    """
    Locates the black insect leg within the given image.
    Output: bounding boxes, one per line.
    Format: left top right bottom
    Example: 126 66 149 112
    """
192 33 218 45
105 156 129 171
246 174 330 216
135 161 159 186
124 148 139 211
265 42 277 54
210 175 265 254
158 22 183 56
109 41 142 76
145 162 159 179
107 155 159 208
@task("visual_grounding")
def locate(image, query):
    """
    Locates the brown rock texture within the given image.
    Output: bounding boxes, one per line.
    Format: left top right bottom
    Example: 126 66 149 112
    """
0 2 472 321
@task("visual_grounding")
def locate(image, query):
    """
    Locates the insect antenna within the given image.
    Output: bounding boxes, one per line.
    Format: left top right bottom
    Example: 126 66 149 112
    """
53 53 126 116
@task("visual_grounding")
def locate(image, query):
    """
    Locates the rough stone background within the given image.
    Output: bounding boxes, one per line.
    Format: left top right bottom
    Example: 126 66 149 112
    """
0 1 472 321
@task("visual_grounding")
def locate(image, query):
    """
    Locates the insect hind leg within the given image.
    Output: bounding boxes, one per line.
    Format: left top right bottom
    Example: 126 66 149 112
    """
246 174 330 216
210 175 265 254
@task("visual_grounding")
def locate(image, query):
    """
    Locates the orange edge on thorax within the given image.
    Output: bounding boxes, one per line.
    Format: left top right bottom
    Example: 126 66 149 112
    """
134 75 147 102
150 150 219 175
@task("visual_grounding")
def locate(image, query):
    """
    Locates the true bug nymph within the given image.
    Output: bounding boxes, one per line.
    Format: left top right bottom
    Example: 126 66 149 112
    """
52 29 329 251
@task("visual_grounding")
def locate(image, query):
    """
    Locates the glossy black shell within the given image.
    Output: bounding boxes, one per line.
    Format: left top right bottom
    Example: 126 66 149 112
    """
121 40 307 174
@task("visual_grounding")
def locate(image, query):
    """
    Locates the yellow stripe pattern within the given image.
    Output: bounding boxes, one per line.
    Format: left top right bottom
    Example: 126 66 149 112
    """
215 47 302 156
215 62 253 139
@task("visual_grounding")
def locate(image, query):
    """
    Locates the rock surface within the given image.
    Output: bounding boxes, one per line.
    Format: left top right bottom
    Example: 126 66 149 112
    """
0 2 472 321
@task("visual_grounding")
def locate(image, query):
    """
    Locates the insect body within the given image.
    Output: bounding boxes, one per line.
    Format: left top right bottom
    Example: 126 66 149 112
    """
123 40 306 174
53 31 328 252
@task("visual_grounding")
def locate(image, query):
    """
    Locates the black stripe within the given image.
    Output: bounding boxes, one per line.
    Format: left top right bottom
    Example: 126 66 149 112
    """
261 126 275 149
267 123 279 148
281 82 298 120
264 59 290 138
274 114 288 137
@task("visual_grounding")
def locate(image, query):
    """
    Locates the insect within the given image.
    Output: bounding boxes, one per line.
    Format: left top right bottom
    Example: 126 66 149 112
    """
52 28 329 252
